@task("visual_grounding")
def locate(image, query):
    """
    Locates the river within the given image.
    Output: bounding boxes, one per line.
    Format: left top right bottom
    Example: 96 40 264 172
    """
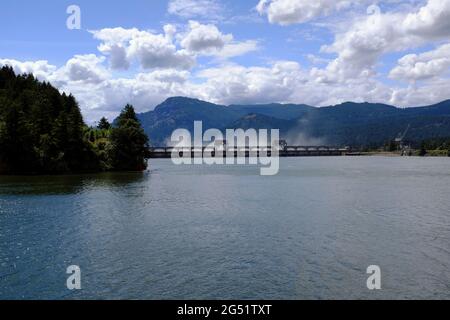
0 157 449 299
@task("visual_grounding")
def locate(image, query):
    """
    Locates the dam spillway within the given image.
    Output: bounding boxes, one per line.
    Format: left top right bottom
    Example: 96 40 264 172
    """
147 146 352 159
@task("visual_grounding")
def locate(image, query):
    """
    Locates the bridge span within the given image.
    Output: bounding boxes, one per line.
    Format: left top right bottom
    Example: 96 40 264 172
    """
147 146 352 159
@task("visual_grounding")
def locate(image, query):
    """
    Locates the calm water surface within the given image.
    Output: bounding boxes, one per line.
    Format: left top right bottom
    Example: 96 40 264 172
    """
0 157 449 299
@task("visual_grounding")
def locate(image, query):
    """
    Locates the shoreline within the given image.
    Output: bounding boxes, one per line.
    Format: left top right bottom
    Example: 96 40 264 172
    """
1 153 448 177
359 151 450 157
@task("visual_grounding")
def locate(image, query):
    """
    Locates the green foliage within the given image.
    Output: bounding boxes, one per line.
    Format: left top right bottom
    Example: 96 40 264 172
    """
0 67 149 174
97 117 111 130
416 137 450 157
0 66 97 173
138 97 450 147
419 142 427 157
384 140 398 152
84 126 112 171
108 104 149 171
419 137 450 150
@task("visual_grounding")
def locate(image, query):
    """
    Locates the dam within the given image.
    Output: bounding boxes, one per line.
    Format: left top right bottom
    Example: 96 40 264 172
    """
147 146 352 159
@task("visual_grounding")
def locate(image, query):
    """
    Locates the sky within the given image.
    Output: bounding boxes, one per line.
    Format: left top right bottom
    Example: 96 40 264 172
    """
1 0 450 122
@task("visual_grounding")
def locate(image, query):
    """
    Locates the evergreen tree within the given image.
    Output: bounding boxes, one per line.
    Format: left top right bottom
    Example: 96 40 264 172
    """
109 104 149 171
0 66 101 174
0 67 150 174
97 117 111 130
419 142 427 157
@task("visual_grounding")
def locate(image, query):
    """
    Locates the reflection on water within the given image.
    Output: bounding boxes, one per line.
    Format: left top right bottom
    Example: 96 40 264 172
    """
0 157 449 300
0 172 146 195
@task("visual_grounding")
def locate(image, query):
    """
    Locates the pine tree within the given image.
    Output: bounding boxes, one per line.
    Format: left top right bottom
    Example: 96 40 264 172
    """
109 104 149 171
0 67 101 174
97 117 111 130
0 67 151 174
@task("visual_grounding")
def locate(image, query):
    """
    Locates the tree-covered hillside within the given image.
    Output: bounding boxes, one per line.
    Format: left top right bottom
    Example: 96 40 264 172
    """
137 97 450 147
0 67 149 174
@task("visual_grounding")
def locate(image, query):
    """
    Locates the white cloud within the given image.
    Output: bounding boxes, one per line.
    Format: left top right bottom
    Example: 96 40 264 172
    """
128 31 194 70
91 27 195 70
313 0 450 83
0 59 57 81
56 68 194 122
180 21 233 53
403 0 450 38
91 23 255 70
389 77 450 107
62 54 110 84
89 70 191 110
179 21 259 58
194 61 400 108
3 0 450 122
0 55 109 85
390 43 450 81
218 40 260 59
163 24 177 41
3 55 449 122
195 61 307 105
168 0 224 20
256 0 361 25
99 44 129 70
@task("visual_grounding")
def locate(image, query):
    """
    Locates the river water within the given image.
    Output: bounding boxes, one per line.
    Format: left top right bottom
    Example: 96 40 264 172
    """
0 157 449 299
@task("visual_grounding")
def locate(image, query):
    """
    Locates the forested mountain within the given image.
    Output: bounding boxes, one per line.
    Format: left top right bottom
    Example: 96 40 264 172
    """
228 103 313 120
138 97 314 145
0 67 148 174
226 113 295 135
137 97 450 147
304 101 450 147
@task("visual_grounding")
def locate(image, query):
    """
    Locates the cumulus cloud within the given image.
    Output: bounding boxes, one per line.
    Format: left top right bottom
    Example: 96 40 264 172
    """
3 0 450 122
312 0 450 83
389 77 450 107
0 56 110 120
403 0 450 38
0 59 57 81
3 55 449 122
168 0 224 20
91 27 195 70
80 69 192 114
57 68 193 122
390 43 450 82
194 61 400 107
91 23 255 70
128 33 194 70
180 21 233 53
256 0 361 25
180 21 259 58
62 54 110 83
0 55 109 85
195 62 303 104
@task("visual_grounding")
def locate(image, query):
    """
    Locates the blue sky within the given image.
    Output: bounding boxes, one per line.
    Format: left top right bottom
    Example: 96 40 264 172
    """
1 0 450 122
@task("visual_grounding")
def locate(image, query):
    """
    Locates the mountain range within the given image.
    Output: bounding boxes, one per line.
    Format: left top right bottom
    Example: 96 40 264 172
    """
136 97 450 147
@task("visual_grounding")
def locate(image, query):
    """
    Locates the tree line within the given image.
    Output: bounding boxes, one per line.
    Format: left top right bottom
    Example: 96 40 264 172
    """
0 66 149 174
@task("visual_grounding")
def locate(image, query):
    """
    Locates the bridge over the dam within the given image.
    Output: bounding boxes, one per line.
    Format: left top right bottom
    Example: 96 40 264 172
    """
147 146 353 159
